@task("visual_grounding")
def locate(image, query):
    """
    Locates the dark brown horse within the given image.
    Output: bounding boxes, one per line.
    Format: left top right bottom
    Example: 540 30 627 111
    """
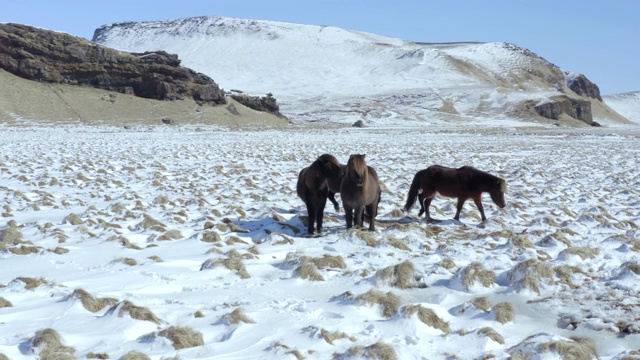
340 154 381 231
297 154 345 235
403 165 506 222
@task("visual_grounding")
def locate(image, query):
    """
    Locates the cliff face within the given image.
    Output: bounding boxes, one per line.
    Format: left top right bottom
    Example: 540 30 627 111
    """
0 23 226 105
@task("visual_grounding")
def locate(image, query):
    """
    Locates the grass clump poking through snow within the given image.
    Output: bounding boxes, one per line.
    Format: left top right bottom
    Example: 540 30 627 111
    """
402 305 450 334
30 328 76 360
287 253 347 281
121 350 151 360
453 262 496 291
0 297 12 308
337 341 398 360
70 288 118 313
376 261 418 289
506 258 554 294
107 300 162 324
470 296 492 312
200 249 250 279
493 301 516 324
158 326 204 350
223 307 256 325
320 329 356 345
541 337 598 360
357 289 401 318
478 327 505 344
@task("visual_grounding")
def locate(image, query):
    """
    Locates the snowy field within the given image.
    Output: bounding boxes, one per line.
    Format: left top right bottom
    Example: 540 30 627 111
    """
1 124 639 359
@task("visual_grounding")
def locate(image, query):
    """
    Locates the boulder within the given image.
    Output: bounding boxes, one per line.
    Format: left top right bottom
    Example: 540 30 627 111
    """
533 95 593 124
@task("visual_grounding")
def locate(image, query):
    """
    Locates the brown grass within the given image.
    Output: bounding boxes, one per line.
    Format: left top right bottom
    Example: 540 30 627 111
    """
224 307 256 325
30 328 76 360
204 249 251 279
320 329 355 345
157 229 183 241
201 231 221 243
493 301 516 324
540 337 598 360
134 214 167 232
458 262 496 290
507 259 554 294
376 261 417 289
16 276 51 290
437 258 456 270
8 244 41 255
296 261 324 281
63 213 83 225
158 326 204 350
121 350 151 360
470 296 492 312
403 305 450 334
108 300 162 324
357 289 401 318
0 297 13 308
71 288 118 313
478 327 505 344
338 341 398 360
564 246 600 260
86 352 109 359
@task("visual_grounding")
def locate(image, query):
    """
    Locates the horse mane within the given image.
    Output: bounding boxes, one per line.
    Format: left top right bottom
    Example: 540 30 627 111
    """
347 154 368 177
461 166 506 192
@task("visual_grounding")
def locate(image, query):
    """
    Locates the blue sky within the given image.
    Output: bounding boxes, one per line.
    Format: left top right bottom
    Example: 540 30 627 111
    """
1 0 638 95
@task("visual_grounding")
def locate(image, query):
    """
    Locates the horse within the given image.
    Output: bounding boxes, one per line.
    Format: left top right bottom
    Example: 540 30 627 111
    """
340 154 381 231
296 154 345 235
403 165 506 223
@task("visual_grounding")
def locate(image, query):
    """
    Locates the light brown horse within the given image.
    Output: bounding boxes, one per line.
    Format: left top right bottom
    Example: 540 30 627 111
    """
340 154 381 231
297 154 345 235
403 165 506 222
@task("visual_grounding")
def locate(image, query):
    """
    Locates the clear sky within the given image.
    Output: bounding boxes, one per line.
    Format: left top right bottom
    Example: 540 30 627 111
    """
1 0 638 95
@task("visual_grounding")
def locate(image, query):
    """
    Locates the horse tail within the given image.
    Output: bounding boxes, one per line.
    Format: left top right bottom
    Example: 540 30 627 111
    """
403 172 421 212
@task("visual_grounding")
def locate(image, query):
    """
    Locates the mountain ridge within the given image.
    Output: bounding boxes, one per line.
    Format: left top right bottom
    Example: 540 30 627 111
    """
93 15 631 127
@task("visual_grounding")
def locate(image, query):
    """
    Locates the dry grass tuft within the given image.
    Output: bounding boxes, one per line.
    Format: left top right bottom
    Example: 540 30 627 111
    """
71 288 118 313
157 229 183 241
224 307 256 325
554 265 587 289
194 310 205 318
16 276 50 290
209 249 251 279
49 246 70 254
493 301 516 324
622 261 640 275
353 229 378 247
0 297 13 308
8 244 41 255
470 296 492 312
437 258 456 270
385 235 411 251
563 246 600 260
30 328 76 360
511 233 535 249
357 289 401 318
135 214 167 232
121 350 151 360
310 254 347 269
108 300 162 324
376 261 417 289
86 352 109 359
63 213 83 225
478 327 505 344
338 341 398 360
158 326 204 350
540 337 599 360
506 259 554 294
201 231 221 243
320 329 355 345
0 224 23 249
225 235 249 245
0 353 8 360
403 305 450 334
296 261 324 281
458 262 496 291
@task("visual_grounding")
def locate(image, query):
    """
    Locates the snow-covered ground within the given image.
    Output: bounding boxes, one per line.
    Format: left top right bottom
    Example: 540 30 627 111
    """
605 91 640 124
1 122 639 359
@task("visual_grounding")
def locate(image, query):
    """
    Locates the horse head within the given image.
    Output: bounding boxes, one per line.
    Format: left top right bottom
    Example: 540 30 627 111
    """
317 154 344 190
490 178 507 208
346 154 367 187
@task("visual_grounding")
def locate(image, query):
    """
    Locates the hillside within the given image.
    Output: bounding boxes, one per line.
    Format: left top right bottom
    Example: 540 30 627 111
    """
604 91 640 124
93 16 631 127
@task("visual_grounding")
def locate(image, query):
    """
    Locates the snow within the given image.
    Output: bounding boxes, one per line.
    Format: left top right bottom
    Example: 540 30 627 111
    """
1 123 639 359
604 92 640 124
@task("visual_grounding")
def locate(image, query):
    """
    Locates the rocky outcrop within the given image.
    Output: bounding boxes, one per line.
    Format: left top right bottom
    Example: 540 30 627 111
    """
567 73 603 102
533 96 593 124
0 23 226 105
230 93 285 118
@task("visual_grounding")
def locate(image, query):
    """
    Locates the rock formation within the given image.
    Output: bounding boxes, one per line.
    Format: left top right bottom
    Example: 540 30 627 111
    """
0 23 227 105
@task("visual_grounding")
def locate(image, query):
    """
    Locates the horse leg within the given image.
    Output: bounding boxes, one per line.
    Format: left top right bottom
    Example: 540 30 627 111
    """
454 198 467 221
366 203 377 231
316 197 328 234
417 193 425 217
306 203 316 235
328 191 339 212
344 204 354 229
354 206 365 228
473 197 487 222
423 195 435 222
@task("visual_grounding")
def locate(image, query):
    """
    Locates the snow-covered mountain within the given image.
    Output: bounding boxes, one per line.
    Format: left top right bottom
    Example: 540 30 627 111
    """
93 16 630 126
604 91 640 124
